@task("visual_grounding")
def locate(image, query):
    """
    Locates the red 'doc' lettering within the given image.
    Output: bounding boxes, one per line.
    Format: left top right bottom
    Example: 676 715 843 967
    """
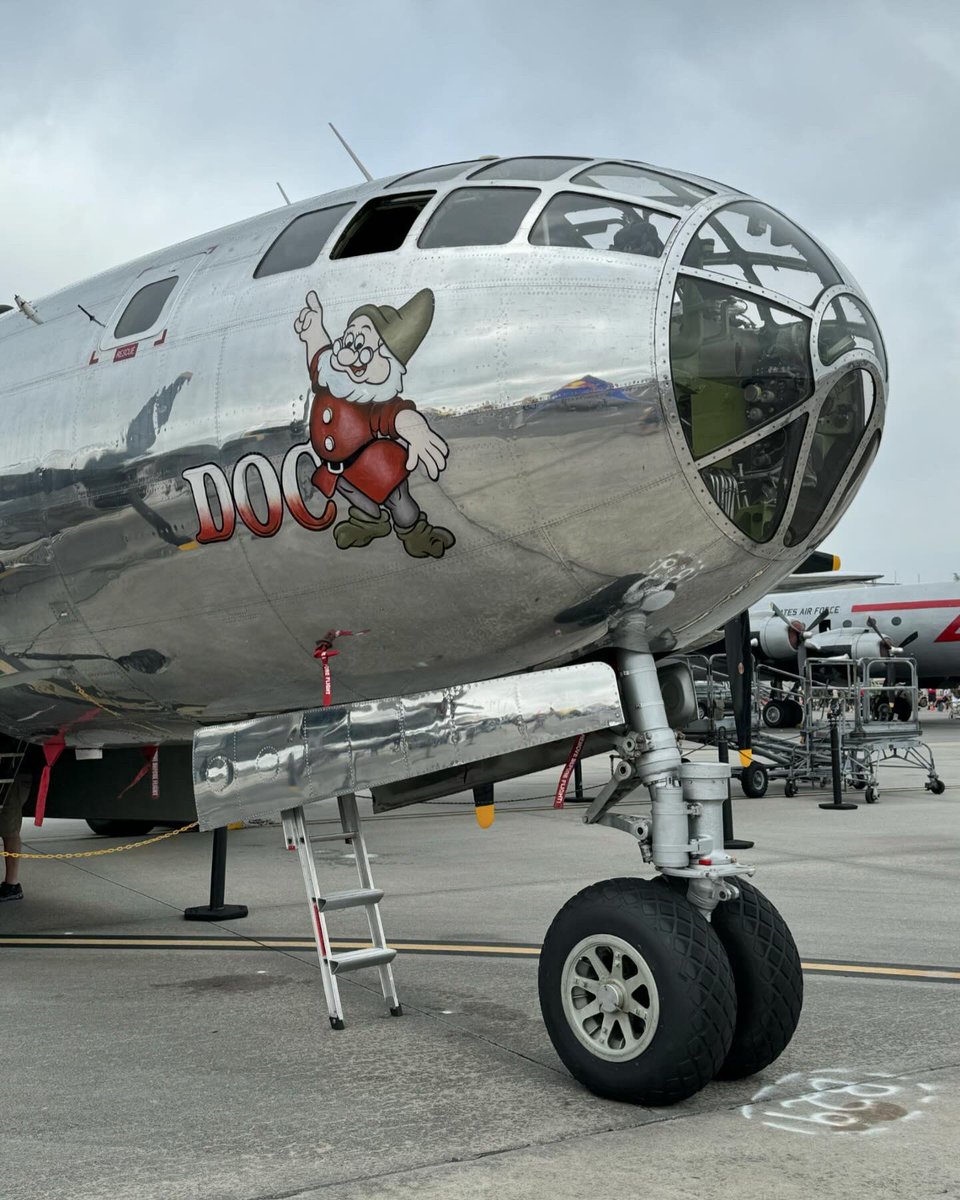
182 441 330 544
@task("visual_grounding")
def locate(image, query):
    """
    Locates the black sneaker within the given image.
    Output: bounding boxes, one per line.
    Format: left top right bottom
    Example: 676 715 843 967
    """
0 882 23 902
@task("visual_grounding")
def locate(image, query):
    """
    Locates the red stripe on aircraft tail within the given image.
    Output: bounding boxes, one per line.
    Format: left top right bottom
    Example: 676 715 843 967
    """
935 615 960 643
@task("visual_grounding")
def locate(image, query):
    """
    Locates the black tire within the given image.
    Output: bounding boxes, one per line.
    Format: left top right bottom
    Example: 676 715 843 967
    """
710 878 803 1080
893 696 912 722
785 699 804 727
740 762 769 798
539 877 736 1106
762 701 785 729
865 786 879 804
784 781 797 798
928 779 946 795
86 818 155 837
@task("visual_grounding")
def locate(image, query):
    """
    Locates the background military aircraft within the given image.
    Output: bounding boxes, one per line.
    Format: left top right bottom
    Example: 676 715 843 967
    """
751 579 960 688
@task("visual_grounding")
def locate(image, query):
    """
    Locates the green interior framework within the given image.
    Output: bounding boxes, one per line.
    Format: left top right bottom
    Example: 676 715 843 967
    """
670 202 881 544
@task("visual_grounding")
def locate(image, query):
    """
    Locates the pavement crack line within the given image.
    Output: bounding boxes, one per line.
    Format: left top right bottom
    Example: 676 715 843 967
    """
336 971 568 1078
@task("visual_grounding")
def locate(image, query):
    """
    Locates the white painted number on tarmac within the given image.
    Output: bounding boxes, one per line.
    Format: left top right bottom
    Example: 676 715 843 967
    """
741 1070 938 1136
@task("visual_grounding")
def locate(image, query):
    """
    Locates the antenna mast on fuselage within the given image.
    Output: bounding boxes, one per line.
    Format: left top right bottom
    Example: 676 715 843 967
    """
328 122 373 182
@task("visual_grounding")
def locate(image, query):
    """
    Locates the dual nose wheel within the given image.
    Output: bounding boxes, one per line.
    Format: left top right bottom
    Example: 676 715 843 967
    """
539 876 803 1106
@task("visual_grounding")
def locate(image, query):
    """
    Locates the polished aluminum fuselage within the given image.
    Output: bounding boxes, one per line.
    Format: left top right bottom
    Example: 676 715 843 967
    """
0 159 883 746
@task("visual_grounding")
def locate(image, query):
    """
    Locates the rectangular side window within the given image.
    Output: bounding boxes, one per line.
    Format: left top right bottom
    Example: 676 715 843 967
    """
418 187 539 248
330 193 434 259
114 277 179 339
530 193 677 257
254 204 353 278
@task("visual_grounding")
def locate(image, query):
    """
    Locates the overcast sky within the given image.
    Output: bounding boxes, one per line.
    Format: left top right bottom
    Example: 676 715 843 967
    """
2 0 958 583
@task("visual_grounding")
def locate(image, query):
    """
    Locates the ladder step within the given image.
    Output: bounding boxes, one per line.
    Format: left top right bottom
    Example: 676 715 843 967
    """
317 887 383 912
329 947 396 974
307 830 358 844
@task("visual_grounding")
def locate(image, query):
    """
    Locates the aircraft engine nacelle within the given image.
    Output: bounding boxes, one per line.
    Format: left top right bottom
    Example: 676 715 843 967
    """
753 614 802 660
806 630 886 660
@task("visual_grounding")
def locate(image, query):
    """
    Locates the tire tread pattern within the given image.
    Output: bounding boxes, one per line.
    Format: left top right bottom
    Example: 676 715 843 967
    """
540 877 736 1106
712 878 803 1079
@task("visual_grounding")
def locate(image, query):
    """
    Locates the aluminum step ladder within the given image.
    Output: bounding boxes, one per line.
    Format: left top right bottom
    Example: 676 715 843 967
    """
281 792 401 1029
0 744 28 797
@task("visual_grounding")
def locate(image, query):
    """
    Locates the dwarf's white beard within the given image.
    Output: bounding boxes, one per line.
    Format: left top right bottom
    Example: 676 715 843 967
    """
315 348 406 405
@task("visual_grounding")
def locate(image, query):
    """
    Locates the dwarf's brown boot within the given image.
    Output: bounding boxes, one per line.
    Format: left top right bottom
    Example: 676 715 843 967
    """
334 505 391 550
395 517 456 559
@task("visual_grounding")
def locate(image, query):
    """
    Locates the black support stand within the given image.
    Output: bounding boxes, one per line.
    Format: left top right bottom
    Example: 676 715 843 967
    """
819 716 857 811
184 826 249 921
473 781 494 809
718 725 754 850
573 759 585 802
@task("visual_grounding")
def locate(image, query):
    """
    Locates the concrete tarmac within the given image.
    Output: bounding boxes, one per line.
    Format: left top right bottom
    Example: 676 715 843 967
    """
2 714 959 1199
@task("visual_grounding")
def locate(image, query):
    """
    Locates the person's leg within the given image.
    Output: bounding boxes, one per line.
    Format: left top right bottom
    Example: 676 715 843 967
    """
0 780 25 888
2 830 20 886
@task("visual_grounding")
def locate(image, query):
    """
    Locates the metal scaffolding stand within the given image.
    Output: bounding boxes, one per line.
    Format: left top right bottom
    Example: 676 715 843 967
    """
754 656 945 803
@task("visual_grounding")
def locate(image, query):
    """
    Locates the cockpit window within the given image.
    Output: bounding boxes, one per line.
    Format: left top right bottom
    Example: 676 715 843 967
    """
833 427 882 524
571 162 712 209
254 204 353 278
418 187 538 248
330 193 433 258
671 276 814 458
530 193 677 256
114 276 178 339
388 161 488 187
469 156 586 181
818 294 887 375
700 416 807 543
683 201 840 308
786 369 875 545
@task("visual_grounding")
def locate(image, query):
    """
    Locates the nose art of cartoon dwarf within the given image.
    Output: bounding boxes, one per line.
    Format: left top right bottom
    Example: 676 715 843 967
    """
294 288 455 559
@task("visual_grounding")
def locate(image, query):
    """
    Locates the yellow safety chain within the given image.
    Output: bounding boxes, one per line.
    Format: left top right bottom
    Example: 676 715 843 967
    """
0 821 198 859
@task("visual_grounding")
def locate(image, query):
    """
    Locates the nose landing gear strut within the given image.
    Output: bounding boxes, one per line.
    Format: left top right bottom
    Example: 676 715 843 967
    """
538 649 803 1106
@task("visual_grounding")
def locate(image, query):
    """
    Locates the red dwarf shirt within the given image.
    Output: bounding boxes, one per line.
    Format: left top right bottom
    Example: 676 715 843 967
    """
308 349 416 504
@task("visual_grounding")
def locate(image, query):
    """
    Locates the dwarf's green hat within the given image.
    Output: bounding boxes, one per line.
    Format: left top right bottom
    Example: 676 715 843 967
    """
348 288 435 366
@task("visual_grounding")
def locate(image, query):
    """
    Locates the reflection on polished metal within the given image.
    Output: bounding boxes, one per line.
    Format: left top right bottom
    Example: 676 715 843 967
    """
192 662 623 829
0 154 885 747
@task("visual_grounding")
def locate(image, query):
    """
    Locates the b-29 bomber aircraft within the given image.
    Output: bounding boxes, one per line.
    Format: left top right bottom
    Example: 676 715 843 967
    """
0 153 886 1105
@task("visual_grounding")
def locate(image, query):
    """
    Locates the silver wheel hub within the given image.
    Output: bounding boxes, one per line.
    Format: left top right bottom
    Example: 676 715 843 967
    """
560 933 660 1062
597 982 623 1012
